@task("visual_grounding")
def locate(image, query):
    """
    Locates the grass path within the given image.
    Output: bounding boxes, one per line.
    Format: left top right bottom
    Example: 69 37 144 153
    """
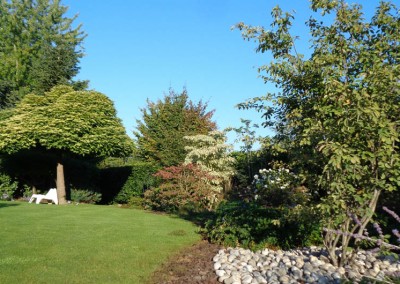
0 201 199 283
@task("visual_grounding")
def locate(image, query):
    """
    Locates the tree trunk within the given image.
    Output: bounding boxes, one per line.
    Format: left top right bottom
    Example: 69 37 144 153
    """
56 161 67 204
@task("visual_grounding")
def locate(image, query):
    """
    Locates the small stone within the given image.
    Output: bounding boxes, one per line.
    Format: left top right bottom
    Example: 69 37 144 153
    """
295 261 304 269
218 275 230 283
347 270 358 279
261 249 269 256
216 270 226 277
242 275 253 284
269 262 278 269
321 263 336 273
262 260 270 267
303 262 314 271
249 259 257 267
214 262 222 270
245 265 253 273
224 276 236 284
376 271 386 280
279 275 290 283
232 251 240 258
319 255 330 263
277 268 287 277
382 260 390 267
358 255 367 262
337 267 346 275
317 276 330 284
290 266 302 279
295 256 303 263
231 271 241 279
307 276 317 283
255 276 267 283
331 272 341 280
355 260 365 267
368 269 378 277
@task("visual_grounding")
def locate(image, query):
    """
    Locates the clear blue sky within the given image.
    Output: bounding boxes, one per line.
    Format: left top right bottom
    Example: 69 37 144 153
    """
63 0 396 147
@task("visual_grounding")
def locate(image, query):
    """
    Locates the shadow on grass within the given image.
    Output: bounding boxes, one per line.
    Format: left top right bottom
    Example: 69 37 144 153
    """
0 202 21 208
175 210 216 228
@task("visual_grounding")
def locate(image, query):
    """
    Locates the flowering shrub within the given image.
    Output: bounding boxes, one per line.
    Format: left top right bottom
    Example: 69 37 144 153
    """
184 131 236 193
201 167 322 250
252 168 308 207
143 163 221 213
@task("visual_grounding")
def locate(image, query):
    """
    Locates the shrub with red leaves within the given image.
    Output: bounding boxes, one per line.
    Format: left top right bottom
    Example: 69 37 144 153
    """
144 163 221 213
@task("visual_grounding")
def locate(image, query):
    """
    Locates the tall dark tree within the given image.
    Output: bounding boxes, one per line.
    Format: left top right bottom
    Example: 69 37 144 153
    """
0 0 86 108
134 88 216 167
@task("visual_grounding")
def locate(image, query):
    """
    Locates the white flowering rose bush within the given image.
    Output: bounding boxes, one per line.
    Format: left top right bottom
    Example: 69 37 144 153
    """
252 168 309 207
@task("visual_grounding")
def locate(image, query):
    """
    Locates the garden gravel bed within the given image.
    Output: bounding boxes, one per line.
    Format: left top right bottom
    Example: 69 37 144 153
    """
213 247 400 284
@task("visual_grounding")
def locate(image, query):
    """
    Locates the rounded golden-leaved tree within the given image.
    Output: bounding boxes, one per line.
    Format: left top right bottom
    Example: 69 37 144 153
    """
0 85 133 204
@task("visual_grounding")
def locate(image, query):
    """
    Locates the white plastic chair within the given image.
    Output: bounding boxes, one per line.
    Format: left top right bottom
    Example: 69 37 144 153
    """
29 188 58 205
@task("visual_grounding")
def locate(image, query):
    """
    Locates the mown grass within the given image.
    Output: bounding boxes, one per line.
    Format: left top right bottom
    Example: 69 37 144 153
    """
0 201 199 283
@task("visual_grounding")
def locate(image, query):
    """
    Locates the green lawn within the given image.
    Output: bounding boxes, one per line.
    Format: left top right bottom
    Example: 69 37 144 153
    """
0 201 200 283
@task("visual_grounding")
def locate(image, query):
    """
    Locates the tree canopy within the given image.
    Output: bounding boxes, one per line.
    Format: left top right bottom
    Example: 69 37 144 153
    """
134 88 216 167
0 85 133 204
236 0 400 266
0 0 86 108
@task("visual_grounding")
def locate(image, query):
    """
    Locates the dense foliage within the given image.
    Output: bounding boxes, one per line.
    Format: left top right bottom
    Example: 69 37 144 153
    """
70 188 102 204
0 0 86 108
201 201 321 250
184 131 236 193
113 161 159 204
236 0 400 266
144 163 220 213
0 85 133 204
252 168 309 207
0 173 18 200
134 88 216 167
